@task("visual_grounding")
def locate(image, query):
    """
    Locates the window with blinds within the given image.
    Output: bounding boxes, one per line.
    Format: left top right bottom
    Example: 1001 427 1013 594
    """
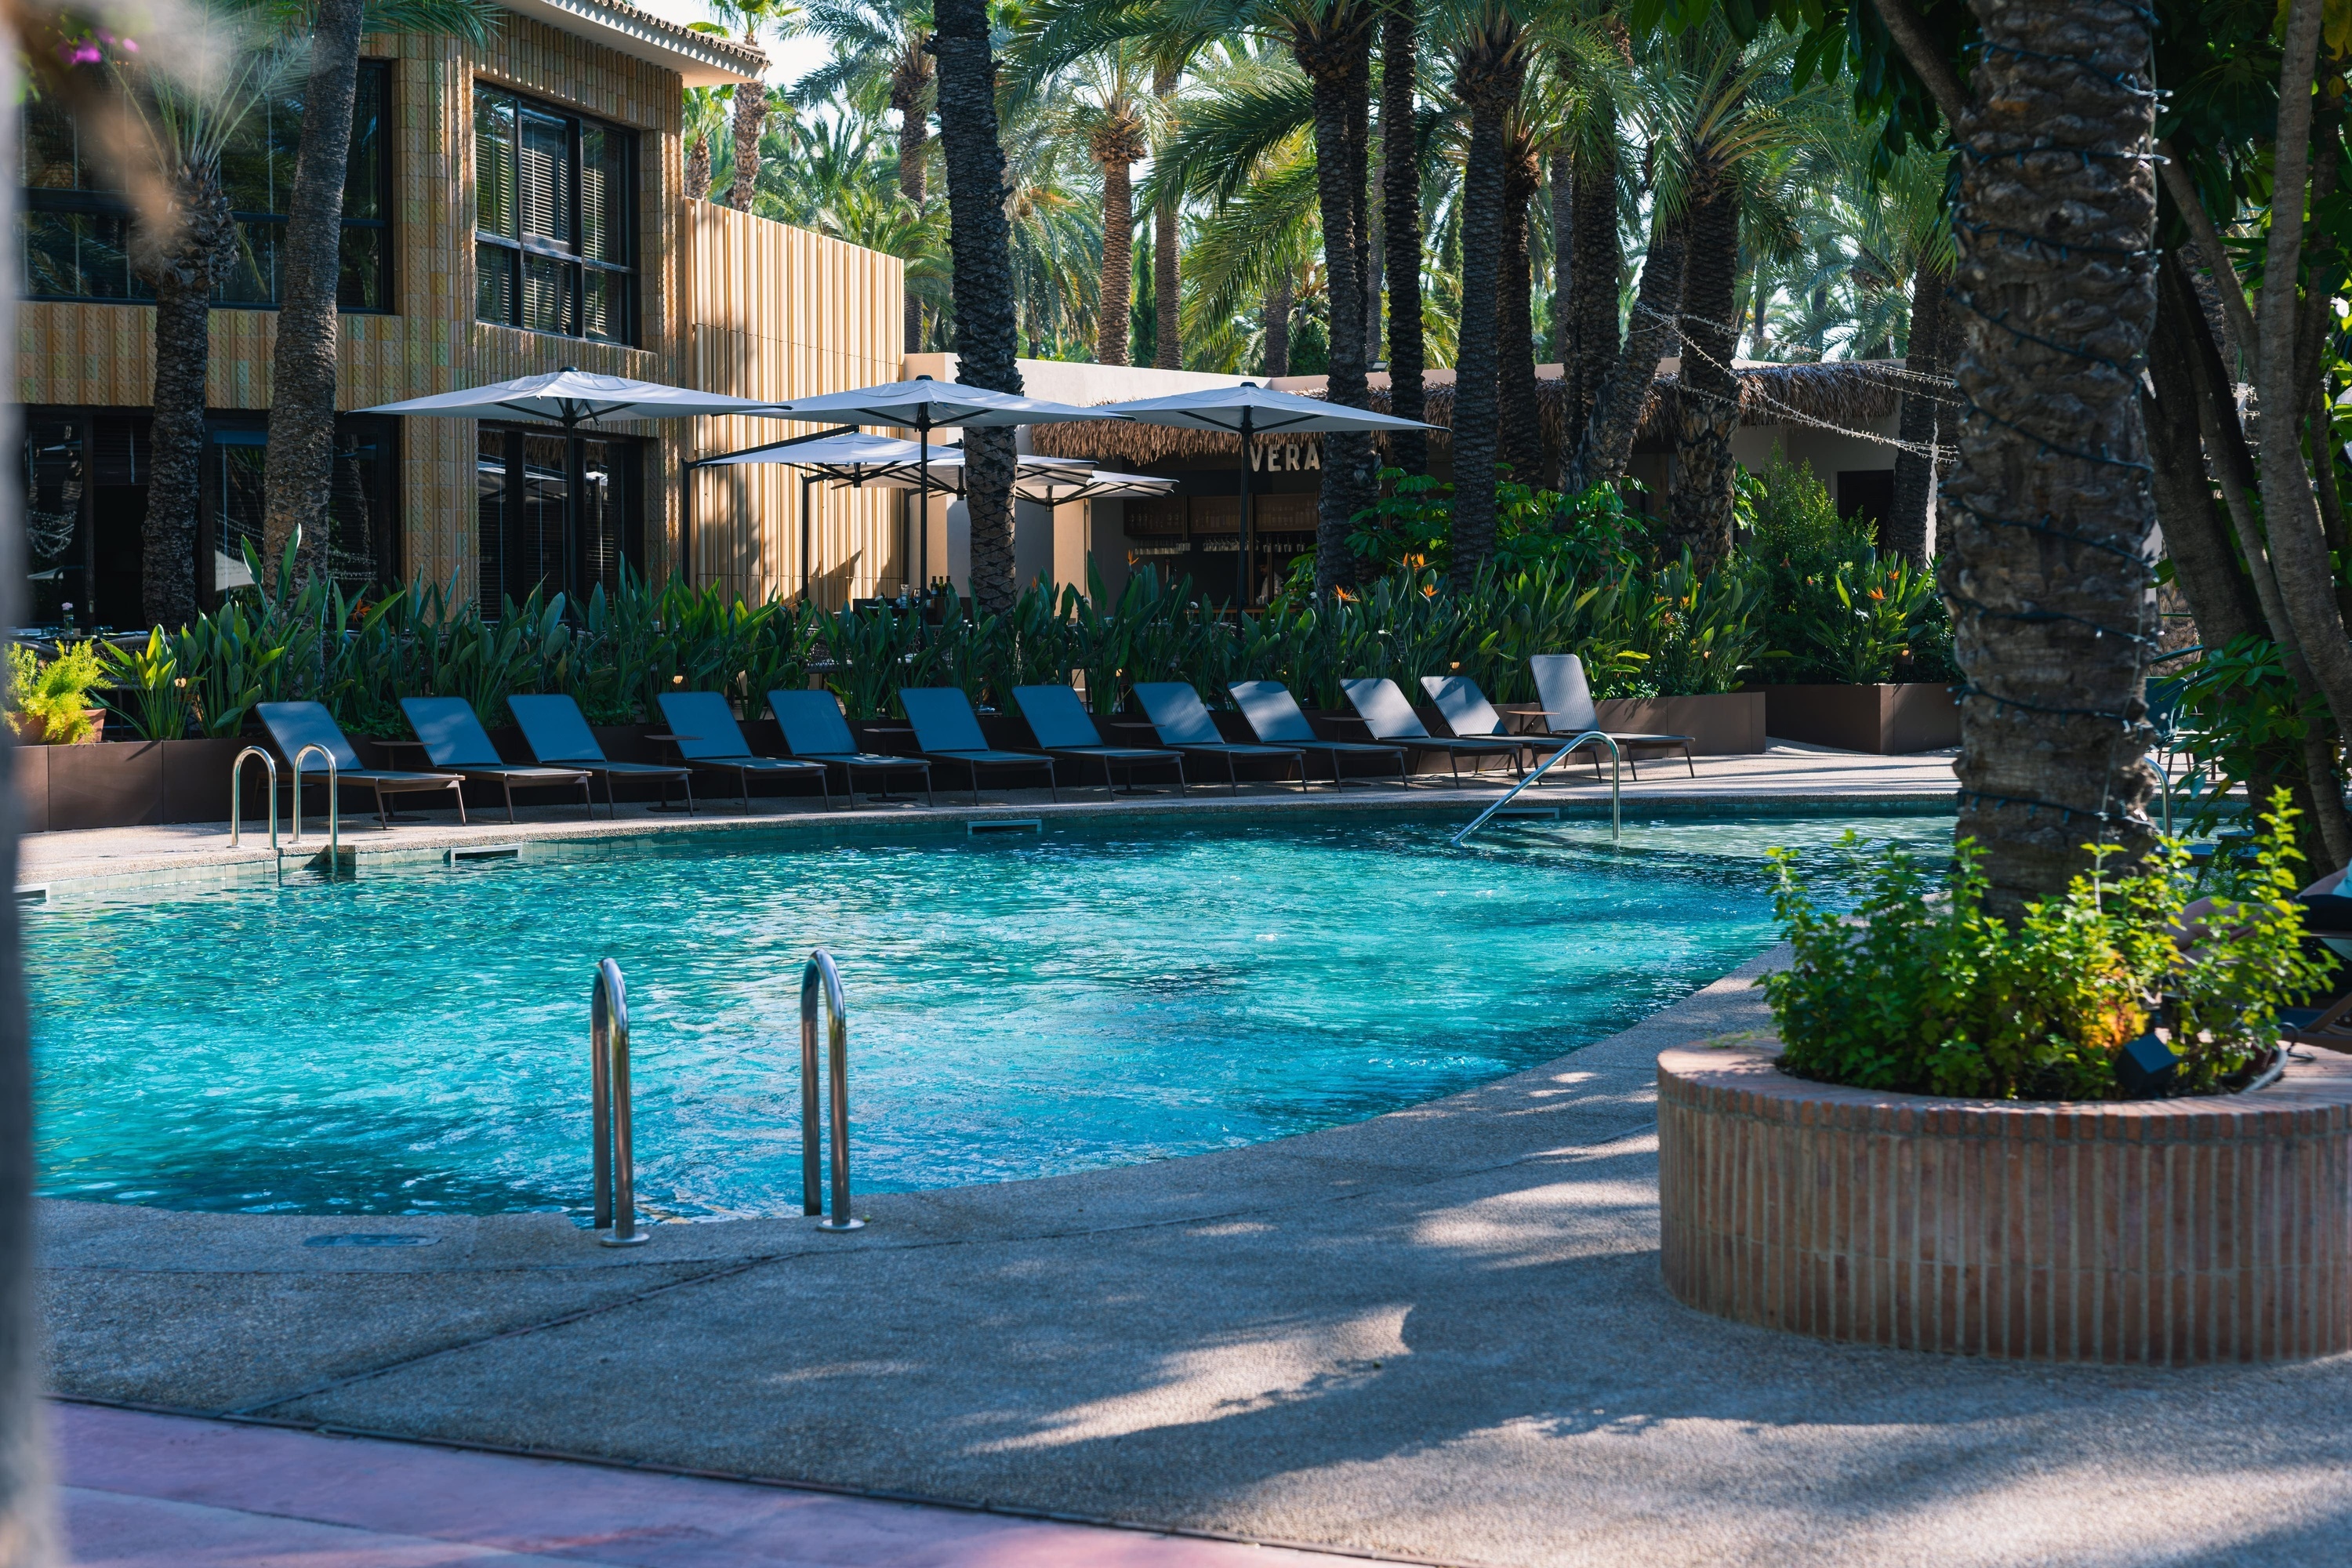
474 85 635 345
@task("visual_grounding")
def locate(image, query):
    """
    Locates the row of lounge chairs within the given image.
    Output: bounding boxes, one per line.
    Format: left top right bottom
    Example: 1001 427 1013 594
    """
241 652 1692 825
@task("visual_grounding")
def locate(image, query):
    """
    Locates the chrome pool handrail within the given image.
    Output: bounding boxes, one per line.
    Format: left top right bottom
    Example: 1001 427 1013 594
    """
800 949 862 1231
229 747 278 851
591 957 648 1247
289 742 339 862
1454 731 1621 846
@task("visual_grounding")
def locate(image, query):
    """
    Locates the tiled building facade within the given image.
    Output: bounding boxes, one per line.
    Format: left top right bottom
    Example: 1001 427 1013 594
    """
18 1 907 627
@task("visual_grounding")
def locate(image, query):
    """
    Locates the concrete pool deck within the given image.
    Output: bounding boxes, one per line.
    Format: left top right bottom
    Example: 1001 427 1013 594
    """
39 942 2352 1567
21 741 1957 891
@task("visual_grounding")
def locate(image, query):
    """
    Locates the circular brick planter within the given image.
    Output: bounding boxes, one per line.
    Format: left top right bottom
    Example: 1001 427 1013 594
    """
1657 1044 2352 1363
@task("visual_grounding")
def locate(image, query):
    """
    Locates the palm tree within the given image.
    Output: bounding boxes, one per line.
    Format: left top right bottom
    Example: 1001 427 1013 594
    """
1041 48 1157 364
797 0 935 349
933 0 1024 612
708 0 794 209
1436 0 1527 589
684 85 731 200
262 0 495 588
1380 0 1427 475
100 3 303 625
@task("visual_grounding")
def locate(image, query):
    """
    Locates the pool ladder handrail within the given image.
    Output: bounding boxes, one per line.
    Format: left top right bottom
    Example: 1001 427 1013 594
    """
229 747 278 850
590 958 649 1247
290 744 340 863
801 949 863 1231
1454 731 1621 847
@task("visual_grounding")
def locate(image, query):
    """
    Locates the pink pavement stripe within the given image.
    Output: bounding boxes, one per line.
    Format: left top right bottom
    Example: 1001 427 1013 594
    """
54 1403 1361 1568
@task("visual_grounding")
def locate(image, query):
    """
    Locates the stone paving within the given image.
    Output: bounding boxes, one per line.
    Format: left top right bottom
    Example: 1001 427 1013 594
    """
22 742 1957 889
38 948 2352 1567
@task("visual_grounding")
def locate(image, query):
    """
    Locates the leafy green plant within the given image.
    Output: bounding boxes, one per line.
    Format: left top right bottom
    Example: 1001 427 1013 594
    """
7 641 108 743
1748 458 1947 685
98 629 188 740
1762 795 2332 1101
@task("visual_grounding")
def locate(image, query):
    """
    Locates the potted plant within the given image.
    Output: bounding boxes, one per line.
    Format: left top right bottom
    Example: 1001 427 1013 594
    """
1658 797 2352 1363
7 641 107 744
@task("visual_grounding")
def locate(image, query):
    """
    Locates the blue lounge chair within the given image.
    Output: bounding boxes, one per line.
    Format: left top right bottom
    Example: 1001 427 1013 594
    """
1341 678 1528 782
1228 681 1408 787
1129 682 1305 793
768 688 935 805
1011 684 1185 794
1418 676 1552 771
508 693 695 817
655 691 833 811
896 688 1058 803
1527 654 1695 779
401 697 595 822
256 701 468 828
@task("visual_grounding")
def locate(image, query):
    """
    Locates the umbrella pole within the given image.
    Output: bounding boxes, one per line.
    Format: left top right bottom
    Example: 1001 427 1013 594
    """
917 419 931 644
1237 408 1254 612
801 472 816 604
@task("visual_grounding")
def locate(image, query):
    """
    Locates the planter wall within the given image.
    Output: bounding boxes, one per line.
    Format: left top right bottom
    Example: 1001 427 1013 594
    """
1657 1044 2352 1363
1762 682 1958 754
1594 691 1766 755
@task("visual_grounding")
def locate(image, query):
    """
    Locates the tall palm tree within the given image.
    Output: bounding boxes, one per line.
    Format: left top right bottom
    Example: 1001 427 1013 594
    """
1437 0 1527 589
103 2 303 625
1380 0 1427 475
707 0 794 209
934 0 1024 612
1040 48 1157 363
684 85 731 199
798 0 935 349
262 0 495 588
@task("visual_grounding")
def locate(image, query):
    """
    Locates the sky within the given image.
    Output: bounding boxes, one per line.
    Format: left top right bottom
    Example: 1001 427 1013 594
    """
630 1 830 87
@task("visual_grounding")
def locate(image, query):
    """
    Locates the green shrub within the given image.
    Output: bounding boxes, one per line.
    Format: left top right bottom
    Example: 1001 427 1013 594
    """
1748 458 1949 685
1762 794 2332 1100
5 641 107 742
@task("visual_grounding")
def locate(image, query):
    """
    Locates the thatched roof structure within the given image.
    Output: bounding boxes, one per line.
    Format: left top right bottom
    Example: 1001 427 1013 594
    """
1028 359 1920 466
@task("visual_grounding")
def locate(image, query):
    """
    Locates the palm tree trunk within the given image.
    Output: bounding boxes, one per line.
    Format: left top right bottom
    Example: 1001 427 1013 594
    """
263 0 367 592
1886 260 1948 563
1363 154 1385 368
895 74 930 353
1941 0 2161 913
1381 0 1425 477
1498 136 1544 489
1549 150 1570 364
934 0 1023 613
1564 200 1680 495
1152 62 1181 369
1664 155 1741 572
1295 11 1376 596
688 132 712 203
134 165 235 629
1562 142 1620 439
1263 278 1293 376
1449 54 1518 590
728 78 767 211
1096 154 1133 365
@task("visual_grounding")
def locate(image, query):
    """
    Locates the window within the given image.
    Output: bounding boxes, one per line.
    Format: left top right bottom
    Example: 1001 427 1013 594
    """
474 86 634 344
19 62 392 309
476 424 641 614
16 409 397 629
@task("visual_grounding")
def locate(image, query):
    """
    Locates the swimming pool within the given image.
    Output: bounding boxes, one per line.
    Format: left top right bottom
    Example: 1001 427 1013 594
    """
31 809 1951 1220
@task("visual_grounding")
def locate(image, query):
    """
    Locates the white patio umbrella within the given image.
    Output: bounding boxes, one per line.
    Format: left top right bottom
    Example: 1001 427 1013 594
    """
358 368 794 583
757 375 1119 598
690 430 1097 600
359 365 786 427
1089 382 1434 605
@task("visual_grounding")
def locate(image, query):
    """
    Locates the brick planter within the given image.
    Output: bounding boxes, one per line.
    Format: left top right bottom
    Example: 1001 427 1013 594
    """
1762 682 1959 753
1657 1044 2352 1363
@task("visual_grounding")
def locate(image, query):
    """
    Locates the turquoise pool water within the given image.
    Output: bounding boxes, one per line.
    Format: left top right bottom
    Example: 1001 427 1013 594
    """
31 810 1950 1220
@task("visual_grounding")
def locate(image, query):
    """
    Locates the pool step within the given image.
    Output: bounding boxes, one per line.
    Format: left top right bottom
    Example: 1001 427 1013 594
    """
445 844 525 863
1493 807 1561 821
968 818 1042 836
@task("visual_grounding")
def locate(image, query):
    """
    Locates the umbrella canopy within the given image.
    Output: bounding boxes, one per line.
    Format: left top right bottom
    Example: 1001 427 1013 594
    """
1013 467 1177 504
692 433 1093 486
753 375 1123 602
758 374 1114 430
1090 379 1436 436
357 366 784 428
1085 381 1433 607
